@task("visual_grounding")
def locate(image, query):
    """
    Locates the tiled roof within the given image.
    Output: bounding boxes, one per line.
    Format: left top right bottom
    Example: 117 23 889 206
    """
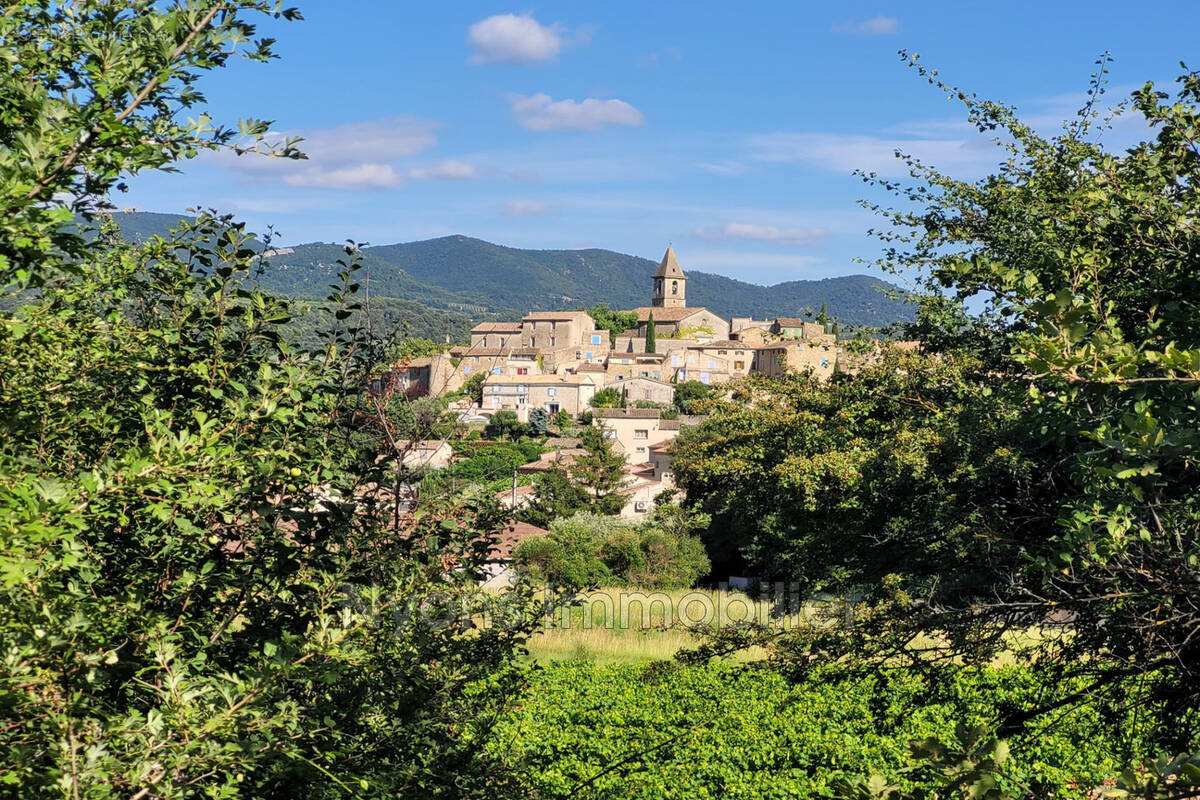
654 246 686 279
659 419 682 431
687 340 751 350
631 306 714 323
488 521 550 560
774 317 806 327
594 408 662 419
576 363 607 372
522 310 593 321
516 448 588 474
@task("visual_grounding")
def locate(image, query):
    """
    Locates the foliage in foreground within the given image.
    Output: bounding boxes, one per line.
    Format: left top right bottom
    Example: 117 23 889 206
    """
491 662 1144 800
674 56 1200 753
0 2 540 797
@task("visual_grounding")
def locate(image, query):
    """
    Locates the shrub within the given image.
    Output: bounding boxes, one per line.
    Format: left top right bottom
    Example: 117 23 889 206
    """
513 512 709 589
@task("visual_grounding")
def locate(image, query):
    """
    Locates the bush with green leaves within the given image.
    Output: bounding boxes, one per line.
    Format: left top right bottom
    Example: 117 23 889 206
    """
589 387 622 409
485 408 527 440
673 380 713 414
674 55 1200 755
0 3 539 797
512 511 710 589
492 663 1145 799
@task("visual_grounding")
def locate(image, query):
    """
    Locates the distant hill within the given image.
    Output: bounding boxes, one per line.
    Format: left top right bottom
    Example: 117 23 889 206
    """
109 213 914 327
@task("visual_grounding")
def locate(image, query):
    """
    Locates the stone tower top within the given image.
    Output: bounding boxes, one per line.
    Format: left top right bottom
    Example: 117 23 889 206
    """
652 246 687 308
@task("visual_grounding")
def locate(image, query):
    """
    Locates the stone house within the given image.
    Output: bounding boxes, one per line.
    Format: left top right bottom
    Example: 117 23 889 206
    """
630 306 731 343
771 318 827 340
481 373 599 421
369 357 434 398
573 362 609 387
611 376 675 406
666 348 733 385
606 352 667 382
469 321 523 350
479 521 551 589
593 408 682 465
398 439 455 471
685 340 756 377
753 338 836 380
443 347 541 392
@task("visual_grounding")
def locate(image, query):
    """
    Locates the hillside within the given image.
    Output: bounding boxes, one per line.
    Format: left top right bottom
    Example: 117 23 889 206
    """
109 213 914 326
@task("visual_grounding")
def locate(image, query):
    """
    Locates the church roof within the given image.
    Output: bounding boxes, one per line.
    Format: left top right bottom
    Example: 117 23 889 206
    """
631 306 711 322
654 246 686 279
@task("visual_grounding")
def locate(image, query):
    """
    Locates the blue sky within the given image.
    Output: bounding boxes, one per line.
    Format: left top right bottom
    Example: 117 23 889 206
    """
123 1 1200 286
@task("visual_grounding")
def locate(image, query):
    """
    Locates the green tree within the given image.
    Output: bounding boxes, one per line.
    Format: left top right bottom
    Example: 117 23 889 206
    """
485 408 526 440
673 380 713 414
589 387 622 409
462 370 487 405
646 312 657 353
573 428 628 516
518 464 592 528
0 4 539 797
585 303 638 345
676 56 1200 752
527 407 550 436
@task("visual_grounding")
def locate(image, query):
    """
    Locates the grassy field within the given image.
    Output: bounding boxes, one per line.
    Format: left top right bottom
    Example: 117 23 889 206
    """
524 587 805 663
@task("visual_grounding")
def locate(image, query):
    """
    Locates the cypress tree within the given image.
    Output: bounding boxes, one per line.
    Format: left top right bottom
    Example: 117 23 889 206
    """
646 312 657 353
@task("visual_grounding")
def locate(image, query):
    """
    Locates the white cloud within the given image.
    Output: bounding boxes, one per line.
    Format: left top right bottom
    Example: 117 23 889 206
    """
748 131 1000 178
833 16 900 35
468 13 563 64
211 117 443 191
509 93 645 131
696 160 748 176
283 164 403 190
408 160 478 181
693 222 826 248
502 199 550 217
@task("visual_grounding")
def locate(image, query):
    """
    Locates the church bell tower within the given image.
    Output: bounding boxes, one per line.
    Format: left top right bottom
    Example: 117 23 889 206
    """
652 246 687 308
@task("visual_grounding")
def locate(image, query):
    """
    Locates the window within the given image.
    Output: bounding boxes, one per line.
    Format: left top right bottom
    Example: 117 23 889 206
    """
636 447 646 454
591 334 602 345
634 429 648 440
679 369 686 379
734 361 745 370
550 337 556 347
491 386 500 394
701 372 710 384
586 352 593 359
516 367 528 375
463 365 471 374
491 366 501 374
719 350 727 355
672 355 679 367
603 429 617 439
797 344 805 351
547 387 557 396
821 359 828 368
671 280 678 295
708 360 715 369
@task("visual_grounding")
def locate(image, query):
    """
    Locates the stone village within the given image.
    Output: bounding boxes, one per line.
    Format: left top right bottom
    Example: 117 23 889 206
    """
373 248 860 550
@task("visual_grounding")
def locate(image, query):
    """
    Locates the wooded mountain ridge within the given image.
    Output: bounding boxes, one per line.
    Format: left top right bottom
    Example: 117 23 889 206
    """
111 212 914 326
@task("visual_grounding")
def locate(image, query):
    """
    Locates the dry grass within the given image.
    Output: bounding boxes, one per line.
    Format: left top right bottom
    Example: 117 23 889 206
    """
523 587 802 664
